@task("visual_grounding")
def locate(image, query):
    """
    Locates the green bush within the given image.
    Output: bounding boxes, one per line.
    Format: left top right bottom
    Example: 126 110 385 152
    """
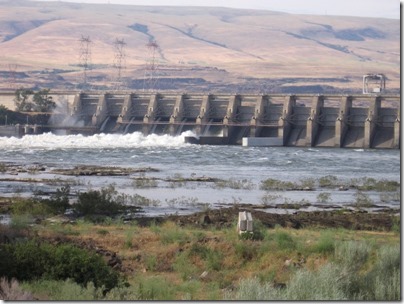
9 214 34 231
274 231 296 250
0 240 120 291
235 241 258 262
40 186 70 214
10 199 53 218
312 231 335 255
318 175 339 188
260 179 295 191
353 191 373 208
205 249 223 271
224 277 281 300
283 263 348 300
23 279 103 301
10 186 71 218
44 243 119 290
334 240 371 270
160 227 190 245
351 244 400 300
135 276 175 300
73 186 143 220
173 252 199 281
75 190 121 216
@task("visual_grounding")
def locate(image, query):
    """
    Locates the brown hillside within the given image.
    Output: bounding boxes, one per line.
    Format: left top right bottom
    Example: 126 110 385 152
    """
0 0 399 93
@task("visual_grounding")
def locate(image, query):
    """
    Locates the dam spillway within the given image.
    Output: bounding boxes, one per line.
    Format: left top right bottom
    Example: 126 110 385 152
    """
0 91 400 149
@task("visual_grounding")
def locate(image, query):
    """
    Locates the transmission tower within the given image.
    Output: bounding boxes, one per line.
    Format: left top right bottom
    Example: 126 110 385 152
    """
7 64 17 90
143 40 160 92
112 38 127 91
79 35 92 89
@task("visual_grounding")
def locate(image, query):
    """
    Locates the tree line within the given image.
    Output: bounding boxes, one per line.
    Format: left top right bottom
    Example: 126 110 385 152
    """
14 88 56 112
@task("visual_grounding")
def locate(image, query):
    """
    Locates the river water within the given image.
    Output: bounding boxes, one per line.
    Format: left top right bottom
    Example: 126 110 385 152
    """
0 131 400 217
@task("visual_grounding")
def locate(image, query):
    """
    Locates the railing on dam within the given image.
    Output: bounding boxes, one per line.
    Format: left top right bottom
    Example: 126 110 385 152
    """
0 91 400 149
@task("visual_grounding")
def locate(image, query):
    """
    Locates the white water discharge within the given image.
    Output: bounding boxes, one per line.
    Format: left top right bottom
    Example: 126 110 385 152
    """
0 131 194 150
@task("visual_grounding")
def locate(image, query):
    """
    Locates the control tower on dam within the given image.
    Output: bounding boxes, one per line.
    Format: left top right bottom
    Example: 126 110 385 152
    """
0 91 400 149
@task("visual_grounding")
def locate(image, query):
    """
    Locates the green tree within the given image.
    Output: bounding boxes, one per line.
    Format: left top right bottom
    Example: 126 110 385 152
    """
14 88 55 113
33 89 55 112
14 88 34 112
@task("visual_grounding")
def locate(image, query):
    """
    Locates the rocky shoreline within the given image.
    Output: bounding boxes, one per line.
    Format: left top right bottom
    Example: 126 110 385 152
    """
133 204 399 232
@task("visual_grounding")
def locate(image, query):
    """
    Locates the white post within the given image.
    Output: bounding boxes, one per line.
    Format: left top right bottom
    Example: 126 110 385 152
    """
237 211 253 235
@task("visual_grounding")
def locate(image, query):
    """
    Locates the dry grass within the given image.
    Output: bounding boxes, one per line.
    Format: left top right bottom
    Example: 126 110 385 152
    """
32 218 399 300
0 2 399 91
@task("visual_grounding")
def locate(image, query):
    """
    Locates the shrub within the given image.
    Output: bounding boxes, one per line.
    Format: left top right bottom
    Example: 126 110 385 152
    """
10 186 70 218
9 214 34 231
318 175 339 188
274 231 296 250
224 277 281 300
214 179 255 190
300 178 315 189
359 245 400 300
10 198 53 218
235 241 258 262
73 186 131 217
261 193 282 205
173 252 198 281
317 192 332 204
40 186 70 214
260 179 295 191
23 279 103 301
45 243 119 290
160 225 190 245
0 277 35 300
312 231 335 255
353 191 373 208
372 269 400 301
0 240 120 291
334 240 371 270
206 249 223 271
135 276 175 300
144 254 158 272
283 263 348 300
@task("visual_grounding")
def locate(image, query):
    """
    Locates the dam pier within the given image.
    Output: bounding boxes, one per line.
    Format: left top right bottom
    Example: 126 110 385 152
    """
0 91 400 149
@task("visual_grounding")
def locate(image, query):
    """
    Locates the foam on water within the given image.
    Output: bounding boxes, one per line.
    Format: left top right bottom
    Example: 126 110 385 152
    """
0 131 196 150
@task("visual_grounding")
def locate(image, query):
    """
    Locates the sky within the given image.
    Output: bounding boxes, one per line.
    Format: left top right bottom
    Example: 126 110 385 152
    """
33 0 400 19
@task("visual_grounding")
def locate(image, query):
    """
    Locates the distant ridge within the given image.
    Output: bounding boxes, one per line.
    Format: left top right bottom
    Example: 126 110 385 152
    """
0 0 399 93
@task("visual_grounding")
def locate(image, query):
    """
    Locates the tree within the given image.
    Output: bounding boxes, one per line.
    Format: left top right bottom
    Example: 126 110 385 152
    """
14 88 56 112
14 88 34 112
33 89 55 112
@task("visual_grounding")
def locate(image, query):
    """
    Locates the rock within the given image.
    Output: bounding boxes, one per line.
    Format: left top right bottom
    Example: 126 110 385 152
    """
199 214 211 225
284 259 292 267
200 271 209 279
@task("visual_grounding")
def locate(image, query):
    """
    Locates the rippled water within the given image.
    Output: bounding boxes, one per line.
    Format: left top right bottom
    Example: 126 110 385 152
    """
0 132 400 216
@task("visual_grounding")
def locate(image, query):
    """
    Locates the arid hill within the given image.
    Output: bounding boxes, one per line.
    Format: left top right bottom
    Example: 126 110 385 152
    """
0 0 400 93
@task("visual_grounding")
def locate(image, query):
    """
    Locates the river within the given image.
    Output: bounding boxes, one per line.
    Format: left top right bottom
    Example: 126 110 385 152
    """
0 131 400 217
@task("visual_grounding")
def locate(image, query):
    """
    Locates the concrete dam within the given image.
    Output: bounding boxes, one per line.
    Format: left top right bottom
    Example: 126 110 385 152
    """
1 92 401 149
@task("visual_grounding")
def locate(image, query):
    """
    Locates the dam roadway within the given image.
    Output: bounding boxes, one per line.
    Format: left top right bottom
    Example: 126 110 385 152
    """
0 91 400 149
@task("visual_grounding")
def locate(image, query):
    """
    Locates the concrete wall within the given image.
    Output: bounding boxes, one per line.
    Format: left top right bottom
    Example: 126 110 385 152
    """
0 91 400 148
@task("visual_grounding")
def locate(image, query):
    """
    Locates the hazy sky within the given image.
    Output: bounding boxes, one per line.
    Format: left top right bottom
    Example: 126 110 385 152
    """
33 0 399 19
